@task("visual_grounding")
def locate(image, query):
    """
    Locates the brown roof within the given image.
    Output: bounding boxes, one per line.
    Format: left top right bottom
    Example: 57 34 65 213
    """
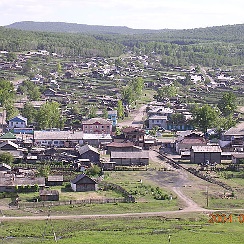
122 127 145 133
107 142 134 148
180 138 206 144
0 174 45 187
82 118 112 125
40 190 59 196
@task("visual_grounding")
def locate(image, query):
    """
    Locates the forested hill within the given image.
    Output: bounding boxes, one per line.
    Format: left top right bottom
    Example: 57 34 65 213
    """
5 21 160 35
5 21 244 42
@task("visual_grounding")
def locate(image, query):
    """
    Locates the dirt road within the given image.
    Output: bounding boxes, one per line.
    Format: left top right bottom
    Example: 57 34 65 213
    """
118 105 147 128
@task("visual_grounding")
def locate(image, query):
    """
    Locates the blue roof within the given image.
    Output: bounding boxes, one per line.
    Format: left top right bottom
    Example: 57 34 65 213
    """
9 115 27 123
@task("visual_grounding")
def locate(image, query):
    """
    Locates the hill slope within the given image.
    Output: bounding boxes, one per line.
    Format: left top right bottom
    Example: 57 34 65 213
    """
5 21 244 42
5 21 161 35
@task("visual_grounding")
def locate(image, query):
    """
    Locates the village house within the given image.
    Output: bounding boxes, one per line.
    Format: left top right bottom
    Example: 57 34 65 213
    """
122 127 145 146
0 132 17 142
175 131 206 155
76 144 100 163
82 118 113 135
106 142 142 154
190 145 222 165
0 173 45 193
219 121 244 152
148 115 168 130
0 140 24 160
107 110 118 126
0 163 11 172
33 130 84 147
110 151 149 166
8 115 27 129
70 174 98 192
82 133 112 147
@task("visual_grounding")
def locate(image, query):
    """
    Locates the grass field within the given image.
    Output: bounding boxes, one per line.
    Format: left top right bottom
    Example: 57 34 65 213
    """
0 214 243 243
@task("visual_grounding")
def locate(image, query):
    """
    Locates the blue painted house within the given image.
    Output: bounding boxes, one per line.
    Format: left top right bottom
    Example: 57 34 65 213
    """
8 115 27 129
108 110 117 126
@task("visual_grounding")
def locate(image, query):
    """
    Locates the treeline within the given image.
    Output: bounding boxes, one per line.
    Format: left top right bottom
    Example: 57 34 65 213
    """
0 24 244 66
0 27 124 57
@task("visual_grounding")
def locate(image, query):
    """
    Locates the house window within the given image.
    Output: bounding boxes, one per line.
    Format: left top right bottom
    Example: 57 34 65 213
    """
85 126 88 128
96 125 98 129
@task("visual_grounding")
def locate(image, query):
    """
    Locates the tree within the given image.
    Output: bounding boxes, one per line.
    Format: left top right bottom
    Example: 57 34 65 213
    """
56 62 62 74
169 113 186 126
88 105 97 119
218 92 237 116
102 109 108 119
0 152 14 165
192 104 219 134
132 77 144 96
86 165 101 176
22 102 37 124
37 101 65 129
121 86 135 105
0 80 15 107
117 100 124 119
5 104 19 121
154 84 178 101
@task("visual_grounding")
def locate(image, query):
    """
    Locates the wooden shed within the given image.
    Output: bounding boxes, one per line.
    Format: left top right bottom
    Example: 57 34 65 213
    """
190 145 222 165
110 151 149 166
39 190 59 201
46 175 64 186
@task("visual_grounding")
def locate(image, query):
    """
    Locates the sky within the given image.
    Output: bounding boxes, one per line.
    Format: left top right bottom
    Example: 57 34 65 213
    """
0 0 243 30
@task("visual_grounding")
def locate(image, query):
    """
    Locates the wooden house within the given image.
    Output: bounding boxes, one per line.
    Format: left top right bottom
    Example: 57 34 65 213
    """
0 163 11 172
76 144 100 162
70 174 97 192
8 115 27 129
122 127 145 145
175 131 206 154
106 142 142 154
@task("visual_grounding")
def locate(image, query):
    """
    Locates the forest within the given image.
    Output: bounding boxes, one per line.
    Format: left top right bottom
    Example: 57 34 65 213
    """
0 22 244 67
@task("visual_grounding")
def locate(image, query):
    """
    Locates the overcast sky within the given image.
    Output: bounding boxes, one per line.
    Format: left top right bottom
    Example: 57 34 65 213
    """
0 0 243 29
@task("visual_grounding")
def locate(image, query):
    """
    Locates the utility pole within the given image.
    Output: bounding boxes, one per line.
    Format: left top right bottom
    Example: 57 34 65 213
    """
206 186 209 208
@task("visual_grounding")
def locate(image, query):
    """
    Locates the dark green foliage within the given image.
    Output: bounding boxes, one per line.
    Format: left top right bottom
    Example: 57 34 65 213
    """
218 92 237 116
86 165 101 176
0 152 14 164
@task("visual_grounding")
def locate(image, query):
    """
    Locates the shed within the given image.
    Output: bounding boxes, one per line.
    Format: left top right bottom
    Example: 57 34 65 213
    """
46 175 64 186
39 190 59 201
190 145 222 164
70 174 97 192
110 151 149 166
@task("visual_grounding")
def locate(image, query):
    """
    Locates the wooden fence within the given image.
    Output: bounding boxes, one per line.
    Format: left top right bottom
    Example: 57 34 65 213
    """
19 198 126 209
